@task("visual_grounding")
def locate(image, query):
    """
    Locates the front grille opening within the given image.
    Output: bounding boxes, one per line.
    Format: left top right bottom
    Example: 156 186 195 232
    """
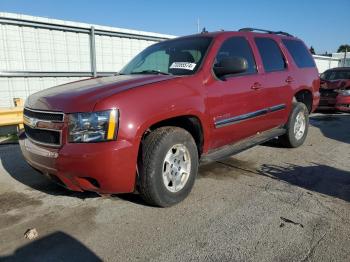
320 89 338 98
24 124 60 145
24 108 64 122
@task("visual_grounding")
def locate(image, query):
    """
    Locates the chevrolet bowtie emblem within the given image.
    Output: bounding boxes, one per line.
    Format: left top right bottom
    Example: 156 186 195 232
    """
24 116 39 128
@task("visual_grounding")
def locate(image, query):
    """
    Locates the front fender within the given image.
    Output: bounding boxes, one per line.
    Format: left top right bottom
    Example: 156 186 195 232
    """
93 78 210 187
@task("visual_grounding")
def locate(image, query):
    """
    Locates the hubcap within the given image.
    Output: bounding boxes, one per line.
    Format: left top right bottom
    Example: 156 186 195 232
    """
294 112 306 140
162 144 191 193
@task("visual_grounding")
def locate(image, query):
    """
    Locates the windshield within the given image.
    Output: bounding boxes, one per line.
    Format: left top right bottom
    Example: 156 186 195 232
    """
119 37 212 76
321 70 350 80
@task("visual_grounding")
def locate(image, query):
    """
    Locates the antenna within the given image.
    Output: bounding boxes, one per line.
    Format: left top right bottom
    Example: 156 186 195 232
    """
197 18 200 33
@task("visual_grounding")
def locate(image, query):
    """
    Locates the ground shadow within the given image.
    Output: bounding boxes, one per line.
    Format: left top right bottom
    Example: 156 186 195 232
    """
259 163 350 203
261 113 350 148
113 193 151 207
314 109 340 114
198 157 256 180
0 231 102 262
260 138 285 148
0 144 98 199
310 113 350 144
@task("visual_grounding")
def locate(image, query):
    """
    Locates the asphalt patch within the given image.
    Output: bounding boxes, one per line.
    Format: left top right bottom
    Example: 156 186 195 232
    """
0 192 42 213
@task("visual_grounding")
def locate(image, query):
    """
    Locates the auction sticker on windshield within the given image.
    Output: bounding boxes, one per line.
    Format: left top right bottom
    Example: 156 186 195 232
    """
170 62 197 71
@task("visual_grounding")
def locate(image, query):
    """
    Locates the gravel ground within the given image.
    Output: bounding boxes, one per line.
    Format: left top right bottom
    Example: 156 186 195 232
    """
0 113 349 262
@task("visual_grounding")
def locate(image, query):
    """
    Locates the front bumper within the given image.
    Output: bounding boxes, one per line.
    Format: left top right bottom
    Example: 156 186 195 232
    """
19 132 138 194
335 95 350 112
318 96 337 109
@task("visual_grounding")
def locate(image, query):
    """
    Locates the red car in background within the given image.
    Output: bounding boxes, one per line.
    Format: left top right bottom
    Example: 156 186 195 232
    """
318 67 350 112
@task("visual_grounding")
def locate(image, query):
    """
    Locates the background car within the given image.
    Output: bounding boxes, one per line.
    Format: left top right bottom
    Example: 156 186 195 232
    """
318 67 350 112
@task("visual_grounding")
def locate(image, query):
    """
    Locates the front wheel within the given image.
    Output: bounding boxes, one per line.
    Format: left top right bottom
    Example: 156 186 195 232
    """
279 102 309 148
139 127 198 207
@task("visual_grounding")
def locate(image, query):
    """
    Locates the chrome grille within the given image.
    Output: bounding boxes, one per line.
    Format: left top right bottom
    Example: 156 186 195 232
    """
24 125 61 145
23 108 64 121
23 108 64 147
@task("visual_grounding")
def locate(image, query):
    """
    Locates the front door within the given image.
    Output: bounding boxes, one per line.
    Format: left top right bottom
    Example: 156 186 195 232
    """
205 36 267 149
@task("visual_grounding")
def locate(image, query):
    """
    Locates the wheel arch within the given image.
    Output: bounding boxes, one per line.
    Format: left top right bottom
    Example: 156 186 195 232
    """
133 113 206 191
294 89 313 113
139 114 206 156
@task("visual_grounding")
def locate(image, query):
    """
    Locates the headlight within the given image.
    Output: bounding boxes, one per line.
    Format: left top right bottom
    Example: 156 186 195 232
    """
337 89 350 96
68 109 118 143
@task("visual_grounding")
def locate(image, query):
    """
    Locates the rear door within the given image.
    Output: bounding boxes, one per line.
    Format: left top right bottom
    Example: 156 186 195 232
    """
252 37 293 130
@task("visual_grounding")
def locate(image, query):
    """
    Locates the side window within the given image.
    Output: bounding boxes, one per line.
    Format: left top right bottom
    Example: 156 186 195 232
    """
215 37 257 75
255 38 286 72
282 39 315 68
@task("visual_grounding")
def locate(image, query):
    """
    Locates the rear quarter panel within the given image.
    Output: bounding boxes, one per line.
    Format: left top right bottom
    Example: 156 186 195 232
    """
279 37 320 112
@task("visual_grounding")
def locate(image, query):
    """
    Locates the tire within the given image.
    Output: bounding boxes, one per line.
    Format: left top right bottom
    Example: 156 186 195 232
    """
139 127 198 207
279 102 309 148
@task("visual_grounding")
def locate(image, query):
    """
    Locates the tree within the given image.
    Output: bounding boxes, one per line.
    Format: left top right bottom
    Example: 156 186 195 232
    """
337 44 350 53
309 46 315 55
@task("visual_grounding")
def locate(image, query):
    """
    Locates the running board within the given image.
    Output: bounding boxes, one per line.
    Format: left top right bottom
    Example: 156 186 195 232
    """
201 128 286 163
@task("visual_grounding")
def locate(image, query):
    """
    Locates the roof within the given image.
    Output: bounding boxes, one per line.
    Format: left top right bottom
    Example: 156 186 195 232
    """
325 67 350 71
171 29 297 41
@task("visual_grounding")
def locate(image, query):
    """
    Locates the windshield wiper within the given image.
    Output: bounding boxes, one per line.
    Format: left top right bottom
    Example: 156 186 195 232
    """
130 70 172 75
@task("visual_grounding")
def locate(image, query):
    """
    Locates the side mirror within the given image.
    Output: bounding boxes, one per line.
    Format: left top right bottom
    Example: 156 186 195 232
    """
214 57 248 77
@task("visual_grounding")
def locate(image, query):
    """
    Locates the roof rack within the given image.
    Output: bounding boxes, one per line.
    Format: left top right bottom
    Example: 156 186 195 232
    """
239 28 293 37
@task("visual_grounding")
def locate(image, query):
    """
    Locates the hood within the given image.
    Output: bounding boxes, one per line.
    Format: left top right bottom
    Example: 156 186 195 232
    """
26 74 176 112
321 79 350 90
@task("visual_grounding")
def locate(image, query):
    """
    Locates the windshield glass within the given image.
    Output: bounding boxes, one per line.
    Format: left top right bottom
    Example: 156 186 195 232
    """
322 70 350 80
119 37 212 76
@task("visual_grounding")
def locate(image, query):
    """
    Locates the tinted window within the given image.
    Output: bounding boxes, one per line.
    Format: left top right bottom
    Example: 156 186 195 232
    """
322 70 350 80
135 50 169 73
255 38 286 72
282 39 315 68
215 37 257 75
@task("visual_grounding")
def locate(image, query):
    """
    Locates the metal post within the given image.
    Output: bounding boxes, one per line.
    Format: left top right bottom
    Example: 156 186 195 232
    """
90 26 97 77
344 49 347 67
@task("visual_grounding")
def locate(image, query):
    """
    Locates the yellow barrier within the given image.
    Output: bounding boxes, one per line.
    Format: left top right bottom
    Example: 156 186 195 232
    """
0 107 24 129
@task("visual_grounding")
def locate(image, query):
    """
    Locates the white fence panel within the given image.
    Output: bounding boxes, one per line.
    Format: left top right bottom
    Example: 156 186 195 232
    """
313 55 340 73
0 12 174 108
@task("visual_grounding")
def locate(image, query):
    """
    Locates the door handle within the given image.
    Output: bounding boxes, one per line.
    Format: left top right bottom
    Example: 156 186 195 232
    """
285 76 294 83
251 82 262 90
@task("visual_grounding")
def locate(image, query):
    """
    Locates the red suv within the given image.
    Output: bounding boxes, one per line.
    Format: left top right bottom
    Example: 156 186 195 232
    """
318 67 350 112
20 28 320 207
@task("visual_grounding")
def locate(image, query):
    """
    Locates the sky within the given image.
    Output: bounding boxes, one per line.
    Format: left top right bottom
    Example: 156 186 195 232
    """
0 0 349 54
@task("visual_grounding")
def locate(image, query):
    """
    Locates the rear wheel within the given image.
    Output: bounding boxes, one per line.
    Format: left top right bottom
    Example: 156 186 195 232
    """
279 102 309 148
139 127 198 207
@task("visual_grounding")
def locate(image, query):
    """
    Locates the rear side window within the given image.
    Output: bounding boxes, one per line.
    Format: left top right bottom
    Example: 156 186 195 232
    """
255 38 286 72
215 36 257 75
282 39 315 68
